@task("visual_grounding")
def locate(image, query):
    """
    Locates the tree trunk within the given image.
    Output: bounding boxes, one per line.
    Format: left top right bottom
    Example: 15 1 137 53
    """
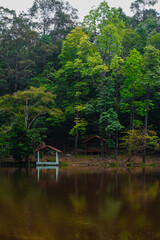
100 135 104 158
74 111 79 155
74 130 79 154
99 76 104 158
129 94 135 161
115 80 119 160
115 131 118 160
129 105 134 160
130 97 135 130
143 84 150 163
24 99 28 128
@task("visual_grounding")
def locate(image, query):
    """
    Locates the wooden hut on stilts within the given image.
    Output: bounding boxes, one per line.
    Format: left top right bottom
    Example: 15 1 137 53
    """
34 145 62 166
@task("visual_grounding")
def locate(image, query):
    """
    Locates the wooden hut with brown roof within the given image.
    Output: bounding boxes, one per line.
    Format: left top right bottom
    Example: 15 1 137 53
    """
34 145 62 165
83 135 107 154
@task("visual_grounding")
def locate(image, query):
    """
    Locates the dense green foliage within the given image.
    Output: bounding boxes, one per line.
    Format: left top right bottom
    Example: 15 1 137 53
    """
0 0 159 161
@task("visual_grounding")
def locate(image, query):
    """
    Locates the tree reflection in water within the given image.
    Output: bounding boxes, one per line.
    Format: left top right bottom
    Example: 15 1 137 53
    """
0 167 159 239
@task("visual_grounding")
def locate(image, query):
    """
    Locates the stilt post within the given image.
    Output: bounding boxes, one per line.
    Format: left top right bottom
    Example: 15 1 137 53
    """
56 151 59 165
37 151 40 163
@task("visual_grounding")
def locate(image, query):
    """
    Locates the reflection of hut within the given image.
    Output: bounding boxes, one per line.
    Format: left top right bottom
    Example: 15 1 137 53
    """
34 145 62 165
83 136 107 154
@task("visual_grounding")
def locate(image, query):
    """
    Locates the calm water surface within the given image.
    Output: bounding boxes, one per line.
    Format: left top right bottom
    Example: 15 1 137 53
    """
0 166 160 240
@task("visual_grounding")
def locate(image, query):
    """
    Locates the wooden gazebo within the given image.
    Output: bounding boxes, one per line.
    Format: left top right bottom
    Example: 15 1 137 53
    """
83 136 107 154
34 145 62 166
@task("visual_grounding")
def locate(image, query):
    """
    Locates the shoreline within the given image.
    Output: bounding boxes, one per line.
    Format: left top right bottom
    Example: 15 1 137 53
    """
1 153 160 168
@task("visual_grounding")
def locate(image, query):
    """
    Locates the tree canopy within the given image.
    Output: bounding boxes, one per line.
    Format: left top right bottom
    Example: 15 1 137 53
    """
0 0 160 161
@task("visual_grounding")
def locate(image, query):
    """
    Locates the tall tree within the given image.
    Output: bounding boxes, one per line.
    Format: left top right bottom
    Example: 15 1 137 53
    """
0 87 62 160
135 15 159 49
82 1 124 156
56 27 92 153
110 56 124 159
28 0 78 71
121 49 144 130
130 0 158 24
142 45 160 161
122 28 143 57
0 9 39 94
29 0 78 35
148 33 160 50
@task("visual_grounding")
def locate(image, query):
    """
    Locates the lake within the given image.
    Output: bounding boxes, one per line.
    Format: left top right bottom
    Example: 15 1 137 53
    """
0 166 160 240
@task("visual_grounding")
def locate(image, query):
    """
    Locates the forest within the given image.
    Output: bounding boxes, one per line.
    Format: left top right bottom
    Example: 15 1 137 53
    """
0 0 160 162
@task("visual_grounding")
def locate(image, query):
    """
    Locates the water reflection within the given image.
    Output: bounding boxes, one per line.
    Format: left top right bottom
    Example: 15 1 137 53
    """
0 167 159 239
36 166 59 182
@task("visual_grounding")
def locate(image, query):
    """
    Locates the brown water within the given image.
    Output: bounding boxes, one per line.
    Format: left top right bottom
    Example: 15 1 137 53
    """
0 167 160 240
